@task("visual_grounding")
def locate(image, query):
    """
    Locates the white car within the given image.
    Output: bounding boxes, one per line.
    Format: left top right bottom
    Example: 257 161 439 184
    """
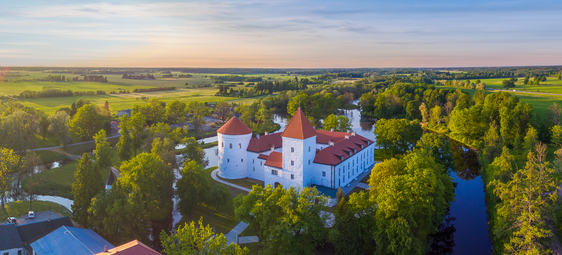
28 211 35 219
7 217 17 224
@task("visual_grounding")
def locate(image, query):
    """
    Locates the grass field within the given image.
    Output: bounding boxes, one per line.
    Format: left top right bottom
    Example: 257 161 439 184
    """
473 77 562 94
0 200 71 220
0 71 302 115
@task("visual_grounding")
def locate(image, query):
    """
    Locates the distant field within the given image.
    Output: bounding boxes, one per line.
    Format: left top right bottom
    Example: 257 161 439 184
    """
0 71 298 114
438 85 562 117
463 77 562 94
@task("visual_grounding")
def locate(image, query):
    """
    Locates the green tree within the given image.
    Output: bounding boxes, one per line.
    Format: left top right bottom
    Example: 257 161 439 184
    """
187 101 210 138
374 118 423 158
0 148 19 209
39 113 49 140
117 118 133 162
69 104 109 141
405 101 421 120
333 187 362 255
493 143 559 254
176 161 209 216
48 111 71 148
448 104 487 144
234 185 328 254
180 137 208 167
524 125 538 153
119 153 174 222
129 112 146 155
132 98 165 126
215 101 233 124
22 152 41 211
160 217 249 255
430 105 442 127
323 114 352 132
71 153 103 228
419 102 429 123
165 100 187 123
482 121 502 162
93 130 112 171
368 150 455 255
551 125 562 147
207 184 230 209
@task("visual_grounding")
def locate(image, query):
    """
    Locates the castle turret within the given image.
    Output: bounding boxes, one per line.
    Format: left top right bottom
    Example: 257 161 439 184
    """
217 117 252 179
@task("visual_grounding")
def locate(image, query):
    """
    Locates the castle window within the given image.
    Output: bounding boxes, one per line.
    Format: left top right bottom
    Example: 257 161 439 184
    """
238 143 241 149
222 142 224 147
272 170 278 175
308 159 310 165
253 167 255 171
253 159 254 163
260 162 263 165
291 147 294 153
241 158 243 162
227 159 230 162
291 161 294 166
339 168 340 175
291 174 294 179
322 171 326 177
348 172 350 178
308 146 310 152
229 143 232 149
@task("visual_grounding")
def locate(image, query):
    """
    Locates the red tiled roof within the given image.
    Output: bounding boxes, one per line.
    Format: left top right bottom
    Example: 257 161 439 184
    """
264 151 283 168
258 154 269 160
217 117 252 135
282 108 317 139
247 133 283 152
96 240 159 255
315 129 349 144
314 133 373 166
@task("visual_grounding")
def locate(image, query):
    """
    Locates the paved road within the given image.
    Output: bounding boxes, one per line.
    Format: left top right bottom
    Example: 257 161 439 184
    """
224 221 250 244
211 169 251 192
489 88 562 97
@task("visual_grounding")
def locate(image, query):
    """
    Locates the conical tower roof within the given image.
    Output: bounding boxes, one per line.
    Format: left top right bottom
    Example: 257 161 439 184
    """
217 116 252 135
281 108 317 139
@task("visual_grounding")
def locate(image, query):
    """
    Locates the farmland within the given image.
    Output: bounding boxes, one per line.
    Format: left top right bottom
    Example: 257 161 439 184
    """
0 71 308 114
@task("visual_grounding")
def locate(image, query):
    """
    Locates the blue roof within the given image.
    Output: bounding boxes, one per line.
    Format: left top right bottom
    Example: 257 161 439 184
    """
30 226 114 255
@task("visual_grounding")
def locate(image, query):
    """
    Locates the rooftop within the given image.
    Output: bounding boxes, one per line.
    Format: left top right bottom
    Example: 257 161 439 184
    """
96 240 159 255
0 224 24 251
247 132 282 152
217 116 252 135
264 151 283 169
281 108 317 140
313 132 373 166
30 226 114 255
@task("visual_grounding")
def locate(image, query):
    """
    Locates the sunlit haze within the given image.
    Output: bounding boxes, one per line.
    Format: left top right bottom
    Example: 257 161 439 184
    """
2 0 562 67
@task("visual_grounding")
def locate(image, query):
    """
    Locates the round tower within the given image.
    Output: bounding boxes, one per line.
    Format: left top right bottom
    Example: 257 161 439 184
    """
217 116 252 179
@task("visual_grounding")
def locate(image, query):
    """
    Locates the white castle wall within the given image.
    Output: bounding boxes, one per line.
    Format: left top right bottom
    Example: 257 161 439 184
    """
217 133 252 179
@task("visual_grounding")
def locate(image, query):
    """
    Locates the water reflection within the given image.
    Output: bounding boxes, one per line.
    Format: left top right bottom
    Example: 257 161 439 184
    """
428 209 456 255
449 140 481 181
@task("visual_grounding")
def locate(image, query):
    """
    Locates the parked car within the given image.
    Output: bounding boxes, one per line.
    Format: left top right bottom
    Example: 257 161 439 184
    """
28 211 35 219
7 217 17 224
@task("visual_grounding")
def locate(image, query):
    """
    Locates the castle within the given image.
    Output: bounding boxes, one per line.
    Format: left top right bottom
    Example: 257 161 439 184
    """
217 108 375 189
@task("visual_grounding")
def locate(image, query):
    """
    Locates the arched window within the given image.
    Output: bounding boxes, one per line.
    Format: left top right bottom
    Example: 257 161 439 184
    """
241 158 243 162
229 143 232 149
227 159 230 162
238 143 241 149
308 146 311 152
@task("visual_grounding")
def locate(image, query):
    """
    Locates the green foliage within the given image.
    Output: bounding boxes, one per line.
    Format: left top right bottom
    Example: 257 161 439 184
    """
333 187 363 255
492 143 559 254
429 105 441 127
482 121 502 162
419 102 429 122
501 79 516 88
0 148 19 209
214 101 234 123
367 149 455 255
177 161 209 216
93 129 112 170
48 111 71 148
71 153 103 228
323 114 352 132
415 133 454 169
160 217 249 255
69 104 110 141
117 120 132 162
180 137 208 168
165 100 187 123
119 153 174 221
88 183 151 245
207 184 230 210
374 118 423 158
551 125 562 147
448 104 488 145
132 98 165 126
187 101 210 138
524 125 538 153
233 185 329 254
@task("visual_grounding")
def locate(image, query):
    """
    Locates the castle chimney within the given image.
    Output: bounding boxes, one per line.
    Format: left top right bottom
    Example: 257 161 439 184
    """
271 145 275 152
347 130 350 133
351 132 356 136
257 134 260 140
104 245 108 252
345 135 349 140
330 128 334 132
265 131 268 135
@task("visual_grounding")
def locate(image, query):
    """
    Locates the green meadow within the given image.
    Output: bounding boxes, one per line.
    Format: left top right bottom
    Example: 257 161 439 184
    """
459 77 562 94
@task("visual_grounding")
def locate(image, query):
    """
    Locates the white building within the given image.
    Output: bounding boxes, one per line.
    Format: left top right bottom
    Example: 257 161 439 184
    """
217 108 375 190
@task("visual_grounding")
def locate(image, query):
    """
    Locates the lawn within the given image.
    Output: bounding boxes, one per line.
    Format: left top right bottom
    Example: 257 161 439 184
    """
175 166 248 235
0 200 71 220
216 175 264 190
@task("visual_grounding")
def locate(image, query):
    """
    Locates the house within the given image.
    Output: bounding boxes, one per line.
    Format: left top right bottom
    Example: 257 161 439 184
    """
217 108 375 190
110 121 120 133
117 109 131 118
0 224 24 255
96 240 159 255
30 226 114 255
16 216 73 254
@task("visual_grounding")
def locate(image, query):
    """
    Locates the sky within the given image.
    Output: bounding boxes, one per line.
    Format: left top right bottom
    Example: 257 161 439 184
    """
1 0 562 68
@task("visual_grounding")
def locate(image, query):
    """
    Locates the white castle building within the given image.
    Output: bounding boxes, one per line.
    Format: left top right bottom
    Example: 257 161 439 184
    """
217 108 375 189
